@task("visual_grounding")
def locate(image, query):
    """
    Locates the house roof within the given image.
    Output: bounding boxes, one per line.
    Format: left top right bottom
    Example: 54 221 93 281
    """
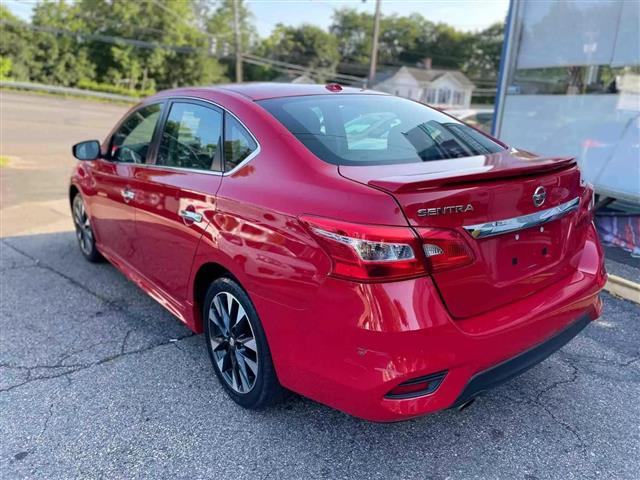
373 66 475 89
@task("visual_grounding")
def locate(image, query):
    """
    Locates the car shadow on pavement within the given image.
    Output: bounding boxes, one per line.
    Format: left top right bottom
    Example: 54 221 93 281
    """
1 231 639 479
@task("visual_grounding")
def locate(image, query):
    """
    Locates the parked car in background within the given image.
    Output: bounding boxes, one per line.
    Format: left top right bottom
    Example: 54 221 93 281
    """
69 83 605 421
445 108 494 133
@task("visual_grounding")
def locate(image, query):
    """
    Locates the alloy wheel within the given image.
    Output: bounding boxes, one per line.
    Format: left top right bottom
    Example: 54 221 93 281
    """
73 196 93 256
208 291 259 394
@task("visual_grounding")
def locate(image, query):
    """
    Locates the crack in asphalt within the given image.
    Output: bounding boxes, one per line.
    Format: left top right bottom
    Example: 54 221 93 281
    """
494 353 599 477
561 351 640 369
37 402 55 442
0 239 197 393
2 239 121 307
0 263 41 272
534 354 580 405
533 358 587 453
120 329 134 355
0 332 196 394
526 353 601 477
1 240 187 337
0 337 126 376
55 339 121 366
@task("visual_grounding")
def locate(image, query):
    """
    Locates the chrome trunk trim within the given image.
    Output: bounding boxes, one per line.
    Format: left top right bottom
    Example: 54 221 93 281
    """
463 197 580 239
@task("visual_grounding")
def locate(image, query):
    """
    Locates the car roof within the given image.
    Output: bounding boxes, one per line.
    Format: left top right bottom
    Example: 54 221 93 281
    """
199 82 388 101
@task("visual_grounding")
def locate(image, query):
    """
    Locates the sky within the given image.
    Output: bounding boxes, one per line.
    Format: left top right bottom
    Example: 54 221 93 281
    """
4 0 509 36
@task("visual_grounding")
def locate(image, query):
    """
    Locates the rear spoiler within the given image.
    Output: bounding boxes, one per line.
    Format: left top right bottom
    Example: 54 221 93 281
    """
367 157 577 193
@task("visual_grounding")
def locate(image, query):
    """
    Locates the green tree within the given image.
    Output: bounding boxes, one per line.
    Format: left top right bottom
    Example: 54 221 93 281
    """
2 0 227 90
330 9 436 66
415 23 472 70
256 24 340 81
463 23 504 80
330 8 478 72
30 0 95 86
378 14 433 65
0 5 35 81
78 0 226 90
329 9 373 65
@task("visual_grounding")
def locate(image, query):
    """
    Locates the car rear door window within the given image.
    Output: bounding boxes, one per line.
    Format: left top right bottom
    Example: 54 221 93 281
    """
110 103 162 164
156 102 223 171
224 115 258 171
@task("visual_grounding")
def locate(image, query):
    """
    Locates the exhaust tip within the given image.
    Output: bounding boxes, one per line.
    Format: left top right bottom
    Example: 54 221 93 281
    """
457 398 476 412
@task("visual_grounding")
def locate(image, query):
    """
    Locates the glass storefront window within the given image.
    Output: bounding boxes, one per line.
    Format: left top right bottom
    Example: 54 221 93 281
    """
495 0 640 204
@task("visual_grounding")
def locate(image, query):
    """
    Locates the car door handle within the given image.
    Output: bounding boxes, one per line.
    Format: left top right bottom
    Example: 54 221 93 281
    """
179 209 203 223
121 189 135 201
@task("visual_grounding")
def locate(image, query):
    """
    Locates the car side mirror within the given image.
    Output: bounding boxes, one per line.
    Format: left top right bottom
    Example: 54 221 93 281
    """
72 140 101 161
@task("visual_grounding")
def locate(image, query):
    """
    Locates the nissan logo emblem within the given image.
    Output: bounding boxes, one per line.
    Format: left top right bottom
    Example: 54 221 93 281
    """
533 186 547 207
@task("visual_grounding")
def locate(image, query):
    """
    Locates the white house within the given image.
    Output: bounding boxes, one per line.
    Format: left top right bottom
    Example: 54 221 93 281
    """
371 65 475 109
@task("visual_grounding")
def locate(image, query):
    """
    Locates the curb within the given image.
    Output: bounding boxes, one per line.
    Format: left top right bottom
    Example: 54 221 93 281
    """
604 274 640 304
1 80 138 102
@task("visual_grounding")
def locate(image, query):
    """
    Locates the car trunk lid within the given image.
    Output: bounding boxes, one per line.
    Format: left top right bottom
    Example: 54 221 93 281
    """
339 149 591 318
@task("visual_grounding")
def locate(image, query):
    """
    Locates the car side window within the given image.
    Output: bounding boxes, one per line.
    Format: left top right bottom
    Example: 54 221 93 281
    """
224 115 258 171
110 104 162 164
156 102 223 171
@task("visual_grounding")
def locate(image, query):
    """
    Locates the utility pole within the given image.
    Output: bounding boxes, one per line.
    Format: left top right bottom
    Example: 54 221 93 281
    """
233 0 243 82
367 0 382 89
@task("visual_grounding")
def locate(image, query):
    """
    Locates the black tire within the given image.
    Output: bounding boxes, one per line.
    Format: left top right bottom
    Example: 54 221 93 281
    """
72 193 103 263
204 277 285 409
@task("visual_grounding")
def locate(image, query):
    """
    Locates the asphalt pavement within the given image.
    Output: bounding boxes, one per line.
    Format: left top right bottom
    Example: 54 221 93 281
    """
1 91 639 479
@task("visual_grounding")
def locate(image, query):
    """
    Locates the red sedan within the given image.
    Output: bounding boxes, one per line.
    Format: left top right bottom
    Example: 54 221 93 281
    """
69 83 606 421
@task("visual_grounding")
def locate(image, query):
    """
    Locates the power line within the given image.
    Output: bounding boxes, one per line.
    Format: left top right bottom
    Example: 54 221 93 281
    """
243 53 363 82
2 18 365 85
150 0 188 22
242 57 362 86
242 56 363 85
0 19 200 53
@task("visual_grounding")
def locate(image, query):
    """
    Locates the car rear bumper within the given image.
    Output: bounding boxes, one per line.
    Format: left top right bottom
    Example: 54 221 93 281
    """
252 224 606 422
451 313 590 409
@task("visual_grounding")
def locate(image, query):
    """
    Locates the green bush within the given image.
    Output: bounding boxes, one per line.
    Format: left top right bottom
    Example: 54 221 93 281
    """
76 79 155 98
0 56 11 80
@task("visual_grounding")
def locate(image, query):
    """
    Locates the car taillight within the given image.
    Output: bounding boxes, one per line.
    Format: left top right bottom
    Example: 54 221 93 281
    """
300 215 427 282
576 183 596 228
417 227 474 273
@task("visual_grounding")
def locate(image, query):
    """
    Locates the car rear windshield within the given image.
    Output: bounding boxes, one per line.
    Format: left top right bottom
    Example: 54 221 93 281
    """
257 94 504 166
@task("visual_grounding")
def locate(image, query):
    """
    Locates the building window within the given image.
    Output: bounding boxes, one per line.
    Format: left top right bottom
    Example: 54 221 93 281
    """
437 88 451 104
453 91 465 105
425 89 437 103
